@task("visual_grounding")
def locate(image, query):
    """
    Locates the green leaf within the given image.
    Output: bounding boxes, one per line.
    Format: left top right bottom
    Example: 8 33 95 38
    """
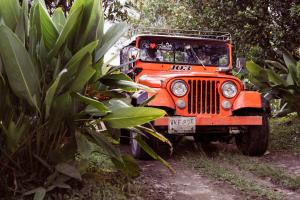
0 24 40 110
137 125 172 148
69 0 85 14
134 134 174 172
0 0 20 30
51 8 66 33
112 155 140 178
102 73 133 81
104 99 131 112
88 129 123 162
64 41 98 74
75 130 95 158
94 22 128 62
282 49 297 69
57 41 98 91
45 69 67 119
76 0 101 49
246 61 268 81
73 93 109 114
70 66 95 92
103 107 166 128
23 187 46 200
84 105 108 117
1 119 29 153
266 69 287 86
55 163 82 181
15 0 29 44
69 54 96 92
265 60 288 73
49 6 83 57
51 92 72 118
37 3 59 50
33 187 46 200
101 79 156 93
96 0 104 46
297 62 300 81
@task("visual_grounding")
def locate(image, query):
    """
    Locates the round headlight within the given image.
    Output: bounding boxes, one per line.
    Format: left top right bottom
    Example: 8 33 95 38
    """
221 81 238 98
171 80 188 97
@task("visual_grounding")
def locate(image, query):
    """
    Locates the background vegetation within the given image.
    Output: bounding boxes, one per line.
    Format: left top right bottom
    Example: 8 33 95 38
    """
129 0 300 62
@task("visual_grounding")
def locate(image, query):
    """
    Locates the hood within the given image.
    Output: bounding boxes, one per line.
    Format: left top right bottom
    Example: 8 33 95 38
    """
137 70 241 88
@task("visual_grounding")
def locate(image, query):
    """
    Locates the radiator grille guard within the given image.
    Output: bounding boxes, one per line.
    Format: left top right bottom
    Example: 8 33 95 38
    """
187 80 221 114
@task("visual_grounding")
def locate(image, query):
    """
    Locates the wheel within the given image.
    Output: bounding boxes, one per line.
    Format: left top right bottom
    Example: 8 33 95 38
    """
235 114 269 156
120 129 130 144
130 130 150 159
130 129 172 160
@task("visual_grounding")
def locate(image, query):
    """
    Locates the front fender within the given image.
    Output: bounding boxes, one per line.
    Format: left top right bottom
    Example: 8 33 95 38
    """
148 88 175 109
232 91 262 111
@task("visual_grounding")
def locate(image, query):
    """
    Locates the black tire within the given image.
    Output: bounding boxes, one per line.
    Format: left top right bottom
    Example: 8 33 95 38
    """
130 130 150 159
120 129 130 144
130 129 171 160
235 114 269 156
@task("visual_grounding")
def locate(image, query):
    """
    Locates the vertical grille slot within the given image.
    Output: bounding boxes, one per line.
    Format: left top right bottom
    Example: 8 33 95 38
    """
197 80 201 113
188 80 192 113
202 80 206 113
212 81 215 114
187 79 220 114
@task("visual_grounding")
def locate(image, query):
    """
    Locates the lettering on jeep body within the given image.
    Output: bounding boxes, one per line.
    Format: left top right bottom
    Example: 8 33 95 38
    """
171 65 192 71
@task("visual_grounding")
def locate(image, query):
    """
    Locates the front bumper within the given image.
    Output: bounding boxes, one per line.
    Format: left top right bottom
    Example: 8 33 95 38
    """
154 116 262 126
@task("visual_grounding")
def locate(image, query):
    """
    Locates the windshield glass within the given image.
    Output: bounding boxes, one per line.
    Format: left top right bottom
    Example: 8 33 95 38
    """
139 37 229 66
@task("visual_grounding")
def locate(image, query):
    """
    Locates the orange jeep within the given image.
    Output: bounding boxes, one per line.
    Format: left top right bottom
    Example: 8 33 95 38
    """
120 29 270 159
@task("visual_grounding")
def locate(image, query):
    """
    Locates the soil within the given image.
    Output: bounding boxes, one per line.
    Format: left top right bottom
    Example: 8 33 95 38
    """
128 137 300 200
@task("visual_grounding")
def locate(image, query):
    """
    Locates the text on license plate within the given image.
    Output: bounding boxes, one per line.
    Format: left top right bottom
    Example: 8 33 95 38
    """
168 117 196 134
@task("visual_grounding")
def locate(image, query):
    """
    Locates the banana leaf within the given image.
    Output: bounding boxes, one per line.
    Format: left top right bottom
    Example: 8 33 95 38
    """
103 107 166 128
37 2 59 50
49 6 84 57
94 22 128 62
0 24 40 111
0 0 20 30
51 8 66 33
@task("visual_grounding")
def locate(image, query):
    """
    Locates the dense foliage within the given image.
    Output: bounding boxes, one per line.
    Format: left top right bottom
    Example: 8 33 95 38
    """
246 50 300 117
130 0 300 62
44 0 129 20
0 0 169 198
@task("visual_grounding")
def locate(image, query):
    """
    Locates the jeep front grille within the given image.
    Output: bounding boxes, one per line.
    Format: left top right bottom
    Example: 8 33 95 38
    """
187 80 220 114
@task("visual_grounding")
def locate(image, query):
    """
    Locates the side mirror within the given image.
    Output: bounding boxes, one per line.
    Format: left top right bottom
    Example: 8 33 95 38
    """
236 57 246 70
128 47 140 60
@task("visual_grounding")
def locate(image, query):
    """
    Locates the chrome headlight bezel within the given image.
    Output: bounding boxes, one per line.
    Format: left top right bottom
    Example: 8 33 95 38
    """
221 81 238 98
171 80 188 97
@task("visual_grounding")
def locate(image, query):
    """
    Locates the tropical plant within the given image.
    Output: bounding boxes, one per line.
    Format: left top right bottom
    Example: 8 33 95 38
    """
0 0 170 198
246 50 300 117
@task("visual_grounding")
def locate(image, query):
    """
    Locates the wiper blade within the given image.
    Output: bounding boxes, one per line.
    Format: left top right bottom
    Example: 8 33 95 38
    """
185 45 206 70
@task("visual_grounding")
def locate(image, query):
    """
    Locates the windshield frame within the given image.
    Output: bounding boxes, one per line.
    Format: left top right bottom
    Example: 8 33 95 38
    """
138 36 230 67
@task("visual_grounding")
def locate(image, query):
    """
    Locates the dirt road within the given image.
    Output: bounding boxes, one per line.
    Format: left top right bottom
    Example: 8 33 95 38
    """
133 137 300 200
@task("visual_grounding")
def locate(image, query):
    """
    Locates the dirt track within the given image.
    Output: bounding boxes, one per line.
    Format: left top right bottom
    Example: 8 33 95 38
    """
132 137 300 200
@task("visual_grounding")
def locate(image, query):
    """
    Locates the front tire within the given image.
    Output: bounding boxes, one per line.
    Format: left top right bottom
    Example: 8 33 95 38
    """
235 114 269 156
130 130 150 159
130 129 172 160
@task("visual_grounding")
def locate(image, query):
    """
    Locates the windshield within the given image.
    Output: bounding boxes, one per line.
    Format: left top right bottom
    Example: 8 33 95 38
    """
139 38 229 66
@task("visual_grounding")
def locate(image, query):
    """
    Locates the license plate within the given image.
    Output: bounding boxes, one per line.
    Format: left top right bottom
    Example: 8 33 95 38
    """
168 117 196 134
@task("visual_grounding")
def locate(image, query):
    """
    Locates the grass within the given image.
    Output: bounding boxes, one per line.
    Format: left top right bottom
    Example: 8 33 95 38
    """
223 154 300 191
270 113 300 153
64 150 141 200
183 153 285 200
